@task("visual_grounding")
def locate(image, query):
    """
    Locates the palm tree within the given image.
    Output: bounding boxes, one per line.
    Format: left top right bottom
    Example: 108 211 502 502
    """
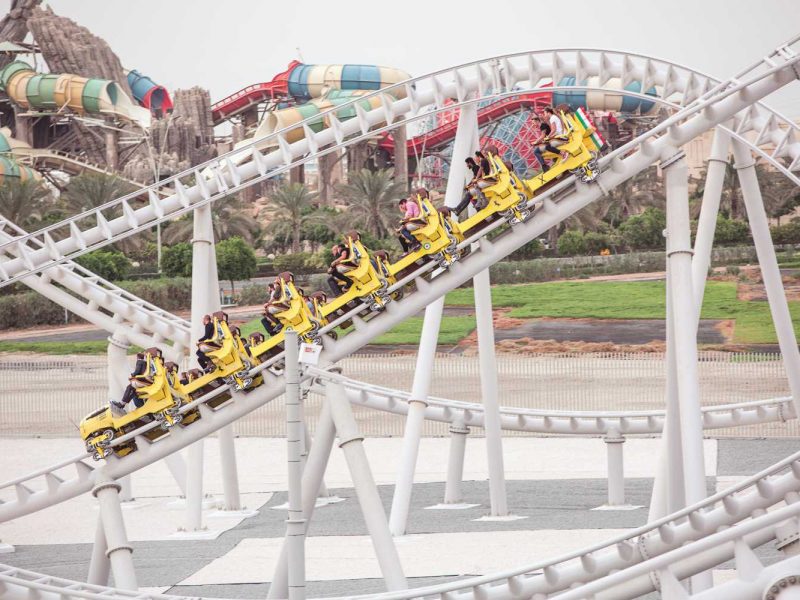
162 197 260 245
336 169 405 238
263 183 319 253
0 178 53 229
61 173 137 215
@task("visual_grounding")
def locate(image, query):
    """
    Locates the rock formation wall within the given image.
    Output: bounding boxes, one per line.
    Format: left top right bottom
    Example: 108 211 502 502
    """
0 0 41 69
26 6 131 95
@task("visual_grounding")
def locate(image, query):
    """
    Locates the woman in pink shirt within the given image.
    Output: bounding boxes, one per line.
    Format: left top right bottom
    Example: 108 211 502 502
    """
396 197 422 252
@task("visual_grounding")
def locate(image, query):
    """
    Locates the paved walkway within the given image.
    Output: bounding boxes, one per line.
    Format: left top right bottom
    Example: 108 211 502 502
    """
0 437 794 597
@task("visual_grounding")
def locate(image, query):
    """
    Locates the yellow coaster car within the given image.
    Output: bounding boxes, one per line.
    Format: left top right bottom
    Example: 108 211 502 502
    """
322 236 393 316
524 108 602 191
270 273 327 343
80 348 184 460
389 196 465 274
200 311 258 392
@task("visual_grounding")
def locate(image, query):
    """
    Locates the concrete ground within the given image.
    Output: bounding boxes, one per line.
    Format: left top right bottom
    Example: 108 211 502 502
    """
0 437 795 597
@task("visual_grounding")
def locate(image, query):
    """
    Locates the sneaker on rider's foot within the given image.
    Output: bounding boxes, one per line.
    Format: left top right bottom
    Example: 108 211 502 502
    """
110 400 126 416
203 364 216 374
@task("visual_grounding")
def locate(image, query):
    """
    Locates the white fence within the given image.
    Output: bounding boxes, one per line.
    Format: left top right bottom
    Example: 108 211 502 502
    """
0 352 791 437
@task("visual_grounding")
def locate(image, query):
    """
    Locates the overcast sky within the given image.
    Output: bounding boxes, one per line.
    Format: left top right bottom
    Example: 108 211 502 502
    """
3 0 800 116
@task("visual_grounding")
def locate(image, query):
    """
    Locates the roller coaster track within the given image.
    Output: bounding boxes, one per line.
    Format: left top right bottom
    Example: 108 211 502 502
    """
8 148 154 192
1 41 800 599
0 217 191 356
1 46 799 287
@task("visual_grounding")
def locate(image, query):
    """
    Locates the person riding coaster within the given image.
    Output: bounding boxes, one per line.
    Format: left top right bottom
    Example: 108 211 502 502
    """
268 271 328 344
320 232 394 317
198 311 258 392
388 194 465 275
80 347 186 460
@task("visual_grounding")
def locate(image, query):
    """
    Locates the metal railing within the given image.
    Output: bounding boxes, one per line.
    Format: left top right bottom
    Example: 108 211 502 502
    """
0 352 789 438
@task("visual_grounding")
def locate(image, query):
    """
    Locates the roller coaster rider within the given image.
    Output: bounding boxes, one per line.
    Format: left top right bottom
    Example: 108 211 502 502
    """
397 197 422 253
196 314 217 373
111 352 148 414
261 282 282 335
327 243 353 296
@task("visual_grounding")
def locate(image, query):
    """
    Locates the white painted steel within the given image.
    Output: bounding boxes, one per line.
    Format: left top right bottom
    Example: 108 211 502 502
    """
284 331 306 600
0 217 191 358
664 152 709 520
388 102 482 533
604 430 626 506
91 473 136 591
444 419 470 504
268 401 337 599
733 139 800 412
691 128 732 308
327 381 407 592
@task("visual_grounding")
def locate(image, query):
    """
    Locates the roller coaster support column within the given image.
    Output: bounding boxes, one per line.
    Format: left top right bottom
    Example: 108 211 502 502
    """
107 333 134 502
92 471 137 590
474 261 508 516
105 129 119 171
269 401 337 598
444 417 469 504
186 204 218 531
664 149 712 593
650 130 731 521
692 128 731 304
389 296 443 535
87 517 110 585
389 103 479 534
328 381 407 591
284 330 306 600
604 429 625 506
733 140 800 412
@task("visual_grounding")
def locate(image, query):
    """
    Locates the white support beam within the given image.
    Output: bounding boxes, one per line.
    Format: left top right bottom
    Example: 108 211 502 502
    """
732 139 800 413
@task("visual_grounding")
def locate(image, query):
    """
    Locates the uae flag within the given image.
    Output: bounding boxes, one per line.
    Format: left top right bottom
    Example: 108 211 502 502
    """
575 106 606 151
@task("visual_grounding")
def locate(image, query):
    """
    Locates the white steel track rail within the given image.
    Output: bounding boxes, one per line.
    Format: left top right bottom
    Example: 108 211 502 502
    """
0 42 796 524
0 217 191 356
1 46 799 286
319 372 794 436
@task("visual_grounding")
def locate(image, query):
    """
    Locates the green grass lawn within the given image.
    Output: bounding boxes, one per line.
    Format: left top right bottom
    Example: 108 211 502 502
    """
0 340 117 354
238 314 476 346
447 280 797 344
3 280 795 355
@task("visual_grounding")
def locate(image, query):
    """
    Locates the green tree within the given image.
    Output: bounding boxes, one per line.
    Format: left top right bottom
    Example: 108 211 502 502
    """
0 178 53 229
557 230 587 256
75 250 132 281
216 237 257 294
263 183 319 253
620 207 666 250
336 169 405 238
161 242 193 277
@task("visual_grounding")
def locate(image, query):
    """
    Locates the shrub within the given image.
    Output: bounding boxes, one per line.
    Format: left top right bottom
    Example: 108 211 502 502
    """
714 216 751 246
161 243 193 277
771 220 800 244
273 252 316 273
620 207 666 250
75 250 131 281
583 231 613 255
557 230 586 256
507 239 545 261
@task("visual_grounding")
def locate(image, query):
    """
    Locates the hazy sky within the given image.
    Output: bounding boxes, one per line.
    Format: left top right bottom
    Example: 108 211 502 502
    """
3 0 800 116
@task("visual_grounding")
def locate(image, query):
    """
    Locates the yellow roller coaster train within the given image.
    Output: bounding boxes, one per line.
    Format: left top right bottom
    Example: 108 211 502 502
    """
79 107 604 460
